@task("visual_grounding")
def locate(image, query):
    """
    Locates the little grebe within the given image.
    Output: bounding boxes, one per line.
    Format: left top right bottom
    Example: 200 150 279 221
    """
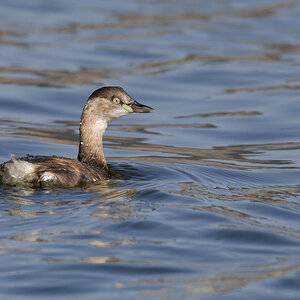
0 86 154 186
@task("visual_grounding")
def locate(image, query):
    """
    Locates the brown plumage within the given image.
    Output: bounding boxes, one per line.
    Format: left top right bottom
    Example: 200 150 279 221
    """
0 86 154 187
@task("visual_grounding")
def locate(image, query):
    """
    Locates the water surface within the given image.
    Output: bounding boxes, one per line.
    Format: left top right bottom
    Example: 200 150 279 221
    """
0 1 300 299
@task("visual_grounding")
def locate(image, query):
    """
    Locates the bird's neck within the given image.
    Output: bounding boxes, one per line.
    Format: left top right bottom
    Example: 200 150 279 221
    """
78 116 108 169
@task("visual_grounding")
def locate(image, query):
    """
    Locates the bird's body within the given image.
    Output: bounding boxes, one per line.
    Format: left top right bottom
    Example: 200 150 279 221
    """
0 86 154 187
0 155 110 186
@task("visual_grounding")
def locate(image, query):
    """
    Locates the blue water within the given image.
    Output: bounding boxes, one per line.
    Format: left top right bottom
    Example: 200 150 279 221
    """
0 0 300 299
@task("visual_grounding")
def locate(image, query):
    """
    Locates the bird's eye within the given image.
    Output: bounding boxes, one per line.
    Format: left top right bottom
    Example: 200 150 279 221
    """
112 97 121 105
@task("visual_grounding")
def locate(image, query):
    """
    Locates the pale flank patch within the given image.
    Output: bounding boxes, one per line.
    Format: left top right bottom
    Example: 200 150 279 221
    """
3 154 37 184
39 172 57 182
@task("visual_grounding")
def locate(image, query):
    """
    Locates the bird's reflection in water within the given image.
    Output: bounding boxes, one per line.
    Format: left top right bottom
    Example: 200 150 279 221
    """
0 178 137 219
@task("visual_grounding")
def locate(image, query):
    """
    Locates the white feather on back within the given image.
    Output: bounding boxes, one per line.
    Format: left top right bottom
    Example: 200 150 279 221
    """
2 154 37 184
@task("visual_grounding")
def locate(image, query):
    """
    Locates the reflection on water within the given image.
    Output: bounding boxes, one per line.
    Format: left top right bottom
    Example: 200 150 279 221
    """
119 262 300 298
1 0 300 299
1 119 299 169
0 2 298 88
176 111 262 118
0 53 288 87
226 85 300 93
0 66 113 87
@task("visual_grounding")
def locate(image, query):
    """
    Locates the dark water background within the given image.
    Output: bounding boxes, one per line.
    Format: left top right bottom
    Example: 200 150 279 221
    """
1 1 300 299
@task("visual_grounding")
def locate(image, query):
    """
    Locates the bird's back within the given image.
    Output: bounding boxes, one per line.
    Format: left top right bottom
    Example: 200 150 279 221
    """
0 155 110 187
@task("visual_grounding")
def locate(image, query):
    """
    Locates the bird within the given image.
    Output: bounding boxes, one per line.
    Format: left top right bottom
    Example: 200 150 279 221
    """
0 86 154 187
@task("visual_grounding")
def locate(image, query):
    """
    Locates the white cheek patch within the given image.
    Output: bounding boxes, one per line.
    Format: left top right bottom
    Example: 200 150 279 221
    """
108 106 129 121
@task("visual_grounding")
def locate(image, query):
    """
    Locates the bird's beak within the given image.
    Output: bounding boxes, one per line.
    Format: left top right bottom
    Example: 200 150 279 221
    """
122 101 154 113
